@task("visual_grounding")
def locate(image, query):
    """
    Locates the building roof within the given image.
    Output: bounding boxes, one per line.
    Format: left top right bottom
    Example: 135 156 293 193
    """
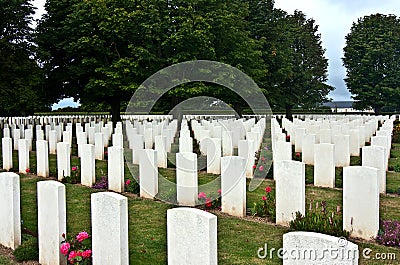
322 101 354 109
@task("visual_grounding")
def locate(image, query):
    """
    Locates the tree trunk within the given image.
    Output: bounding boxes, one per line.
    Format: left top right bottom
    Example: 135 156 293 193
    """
285 104 294 121
233 103 243 118
374 106 382 115
110 99 122 126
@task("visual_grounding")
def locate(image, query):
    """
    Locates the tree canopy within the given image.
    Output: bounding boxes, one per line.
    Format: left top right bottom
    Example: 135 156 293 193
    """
0 0 50 116
2 0 334 119
343 13 400 114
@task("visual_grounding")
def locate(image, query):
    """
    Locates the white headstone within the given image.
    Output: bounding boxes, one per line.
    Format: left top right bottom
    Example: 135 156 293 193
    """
333 135 350 167
155 135 167 168
37 181 66 265
112 133 124 148
36 140 49 177
275 160 305 225
302 134 316 165
343 166 379 240
273 141 292 180
91 192 129 265
56 142 71 180
362 146 386 194
282 231 359 264
238 140 255 178
95 132 104 160
81 144 95 187
139 149 158 199
176 152 198 206
108 146 124 193
207 138 221 174
2 137 13 171
132 134 144 164
221 156 246 217
167 208 217 265
314 144 335 188
49 130 57 154
180 131 194 151
0 172 21 249
18 139 30 174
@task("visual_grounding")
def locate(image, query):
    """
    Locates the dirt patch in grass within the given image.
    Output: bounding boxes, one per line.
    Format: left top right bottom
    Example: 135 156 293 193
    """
0 245 39 265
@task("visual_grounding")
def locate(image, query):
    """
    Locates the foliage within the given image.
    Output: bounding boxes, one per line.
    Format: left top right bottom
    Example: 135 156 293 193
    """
0 0 50 116
61 166 80 184
251 186 275 221
13 234 38 262
376 220 400 247
343 14 400 114
393 124 400 143
60 231 92 265
197 190 221 210
289 201 350 238
92 176 108 190
124 177 140 194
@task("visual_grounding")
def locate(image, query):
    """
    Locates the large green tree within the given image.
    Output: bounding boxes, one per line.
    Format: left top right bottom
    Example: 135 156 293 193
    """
36 0 264 120
343 13 400 114
244 2 332 119
0 0 49 116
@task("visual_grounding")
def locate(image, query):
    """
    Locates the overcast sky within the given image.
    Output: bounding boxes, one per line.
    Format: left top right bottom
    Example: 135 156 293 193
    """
32 0 400 106
275 0 400 101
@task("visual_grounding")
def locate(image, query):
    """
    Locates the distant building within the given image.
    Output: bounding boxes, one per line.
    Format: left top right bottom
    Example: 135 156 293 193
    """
322 101 373 113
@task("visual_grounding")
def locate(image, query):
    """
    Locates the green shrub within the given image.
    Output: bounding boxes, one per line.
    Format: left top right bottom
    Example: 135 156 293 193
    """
14 235 39 262
250 186 275 222
394 164 400 173
289 201 350 238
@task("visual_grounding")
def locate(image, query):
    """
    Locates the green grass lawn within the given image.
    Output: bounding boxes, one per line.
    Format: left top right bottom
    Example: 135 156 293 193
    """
1 139 400 264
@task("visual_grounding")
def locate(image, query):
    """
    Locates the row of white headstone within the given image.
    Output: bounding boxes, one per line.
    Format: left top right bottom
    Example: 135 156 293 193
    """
0 172 360 265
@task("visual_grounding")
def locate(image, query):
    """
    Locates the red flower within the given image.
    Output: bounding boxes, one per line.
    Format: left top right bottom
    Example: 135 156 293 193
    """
286 135 290 140
82 250 92 258
25 168 30 173
252 164 257 169
125 179 131 185
217 189 222 194
205 198 212 207
71 166 77 171
262 196 267 201
295 152 301 157
265 186 272 193
198 192 207 199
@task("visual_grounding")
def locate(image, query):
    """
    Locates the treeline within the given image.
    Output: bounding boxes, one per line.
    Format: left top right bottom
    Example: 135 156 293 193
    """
5 1 398 121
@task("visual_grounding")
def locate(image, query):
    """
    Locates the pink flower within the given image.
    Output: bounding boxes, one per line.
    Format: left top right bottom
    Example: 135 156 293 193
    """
259 165 264 171
76 231 89 242
25 168 30 173
71 166 77 171
265 186 272 193
264 146 269 150
217 189 222 194
261 156 266 161
82 249 92 258
198 192 207 199
125 179 131 185
262 196 267 201
68 251 77 261
205 198 212 207
295 152 301 157
60 242 70 256
252 165 257 169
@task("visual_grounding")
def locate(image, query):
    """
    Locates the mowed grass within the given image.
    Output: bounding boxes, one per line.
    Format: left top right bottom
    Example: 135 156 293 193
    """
2 138 400 264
